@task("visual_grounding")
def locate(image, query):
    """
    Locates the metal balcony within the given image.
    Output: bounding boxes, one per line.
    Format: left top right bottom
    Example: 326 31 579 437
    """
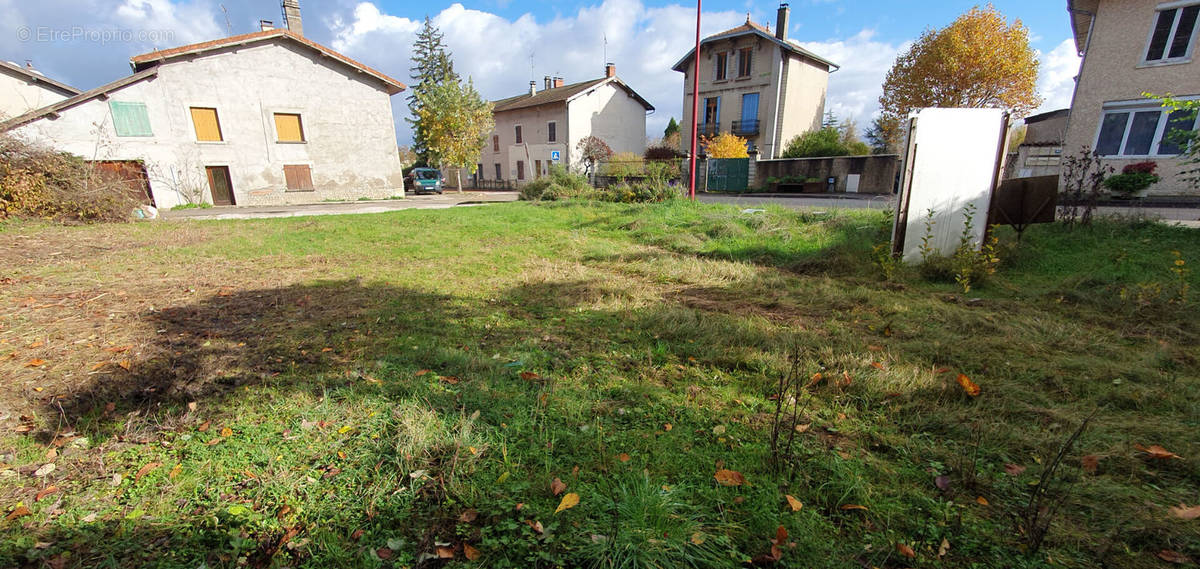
697 123 719 138
731 119 759 136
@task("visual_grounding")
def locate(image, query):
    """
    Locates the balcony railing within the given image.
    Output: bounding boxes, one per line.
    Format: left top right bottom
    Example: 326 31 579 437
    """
731 119 760 136
697 123 719 138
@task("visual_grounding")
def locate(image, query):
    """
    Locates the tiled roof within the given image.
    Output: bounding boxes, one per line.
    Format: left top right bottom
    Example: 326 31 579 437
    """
130 29 406 95
671 19 839 72
0 60 80 97
492 77 653 113
0 69 158 131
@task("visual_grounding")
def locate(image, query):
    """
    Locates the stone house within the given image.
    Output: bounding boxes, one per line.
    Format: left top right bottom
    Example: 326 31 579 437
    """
1065 0 1200 195
0 60 79 120
1 25 406 208
478 64 654 185
671 4 838 159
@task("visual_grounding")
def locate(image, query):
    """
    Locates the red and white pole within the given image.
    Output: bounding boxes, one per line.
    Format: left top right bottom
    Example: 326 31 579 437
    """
687 0 701 200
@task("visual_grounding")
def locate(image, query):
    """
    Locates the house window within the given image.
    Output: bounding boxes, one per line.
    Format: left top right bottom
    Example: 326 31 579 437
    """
703 97 720 125
535 160 542 178
516 160 525 180
1145 4 1200 63
110 101 152 137
494 163 502 180
283 164 314 191
737 48 753 77
274 113 305 143
548 122 557 142
515 125 523 144
1095 103 1199 157
190 107 223 142
493 134 500 152
714 52 728 81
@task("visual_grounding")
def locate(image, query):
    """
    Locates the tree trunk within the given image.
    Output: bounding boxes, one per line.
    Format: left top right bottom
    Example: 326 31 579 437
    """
456 169 463 194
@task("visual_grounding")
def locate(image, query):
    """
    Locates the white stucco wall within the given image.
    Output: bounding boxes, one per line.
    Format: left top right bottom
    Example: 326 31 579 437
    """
566 82 648 171
10 40 403 208
0 68 72 120
777 54 829 154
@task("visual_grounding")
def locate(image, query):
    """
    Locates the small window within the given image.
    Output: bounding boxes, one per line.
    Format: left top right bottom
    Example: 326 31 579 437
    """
494 163 502 180
492 134 500 152
737 48 753 77
517 160 525 180
110 101 152 137
274 113 305 143
703 97 720 125
714 52 728 81
515 125 523 144
283 164 313 191
1146 5 1200 62
548 122 557 143
535 160 542 178
190 107 223 142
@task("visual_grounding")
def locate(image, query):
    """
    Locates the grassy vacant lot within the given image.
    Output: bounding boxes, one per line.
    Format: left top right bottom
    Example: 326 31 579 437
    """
0 201 1197 569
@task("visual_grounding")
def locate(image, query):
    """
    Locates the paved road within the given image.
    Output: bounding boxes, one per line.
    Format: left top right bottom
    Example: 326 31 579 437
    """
162 191 520 220
696 193 1200 223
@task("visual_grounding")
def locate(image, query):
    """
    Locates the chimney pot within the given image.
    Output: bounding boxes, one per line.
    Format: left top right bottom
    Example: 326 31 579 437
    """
544 76 552 90
259 20 275 31
776 3 789 40
605 63 616 78
530 81 537 96
553 77 564 88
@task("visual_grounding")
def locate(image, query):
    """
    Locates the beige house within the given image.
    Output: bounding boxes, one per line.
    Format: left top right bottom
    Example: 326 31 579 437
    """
1 24 406 208
1065 0 1200 195
1012 109 1069 178
477 65 653 185
672 4 838 159
0 60 79 120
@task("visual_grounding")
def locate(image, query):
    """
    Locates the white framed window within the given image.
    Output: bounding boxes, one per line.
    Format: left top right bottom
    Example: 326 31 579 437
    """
1144 2 1200 63
1095 100 1198 157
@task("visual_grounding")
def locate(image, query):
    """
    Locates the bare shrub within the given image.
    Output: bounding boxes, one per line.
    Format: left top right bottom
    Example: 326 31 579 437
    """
0 132 138 223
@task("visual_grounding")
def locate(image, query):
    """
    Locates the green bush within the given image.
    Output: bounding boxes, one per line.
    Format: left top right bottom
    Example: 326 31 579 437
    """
781 127 871 159
593 180 679 203
518 165 591 201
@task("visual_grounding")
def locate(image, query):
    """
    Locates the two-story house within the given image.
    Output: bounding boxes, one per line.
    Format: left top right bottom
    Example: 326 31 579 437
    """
479 65 654 184
672 4 838 159
1065 0 1200 194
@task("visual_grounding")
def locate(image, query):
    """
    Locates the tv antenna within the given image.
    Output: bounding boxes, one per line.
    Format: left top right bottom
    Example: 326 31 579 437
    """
220 4 233 35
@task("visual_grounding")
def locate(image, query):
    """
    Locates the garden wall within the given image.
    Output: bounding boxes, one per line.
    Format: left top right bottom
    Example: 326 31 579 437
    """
754 155 900 194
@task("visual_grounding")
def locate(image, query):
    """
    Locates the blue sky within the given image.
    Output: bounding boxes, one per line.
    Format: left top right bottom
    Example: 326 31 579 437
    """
0 0 1081 142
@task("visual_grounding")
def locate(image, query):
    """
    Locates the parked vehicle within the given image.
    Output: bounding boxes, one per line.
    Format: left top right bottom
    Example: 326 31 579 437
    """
406 168 444 194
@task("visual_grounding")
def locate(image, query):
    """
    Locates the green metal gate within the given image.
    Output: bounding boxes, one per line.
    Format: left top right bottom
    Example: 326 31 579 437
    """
706 158 750 192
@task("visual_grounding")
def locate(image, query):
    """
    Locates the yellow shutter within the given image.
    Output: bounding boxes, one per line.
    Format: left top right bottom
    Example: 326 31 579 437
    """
190 108 223 142
274 113 305 142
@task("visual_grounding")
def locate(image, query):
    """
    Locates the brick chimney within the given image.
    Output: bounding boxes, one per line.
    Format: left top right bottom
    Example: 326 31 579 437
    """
605 63 616 78
282 0 303 36
776 3 789 40
553 77 564 88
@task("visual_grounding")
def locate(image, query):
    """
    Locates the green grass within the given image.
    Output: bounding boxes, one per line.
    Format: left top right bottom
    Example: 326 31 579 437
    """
0 201 1197 568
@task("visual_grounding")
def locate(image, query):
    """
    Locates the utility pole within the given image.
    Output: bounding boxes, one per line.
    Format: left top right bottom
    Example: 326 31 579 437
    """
687 0 702 200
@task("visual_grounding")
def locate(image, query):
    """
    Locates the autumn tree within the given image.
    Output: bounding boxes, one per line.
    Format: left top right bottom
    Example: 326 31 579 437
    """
576 136 613 176
1161 96 1199 188
415 78 493 193
878 5 1041 149
702 132 749 158
409 17 460 164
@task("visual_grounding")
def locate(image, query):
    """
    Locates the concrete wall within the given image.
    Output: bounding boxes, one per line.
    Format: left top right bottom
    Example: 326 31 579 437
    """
0 67 72 120
487 103 568 182
11 40 403 208
1064 0 1200 195
567 81 648 171
680 36 829 159
754 155 899 194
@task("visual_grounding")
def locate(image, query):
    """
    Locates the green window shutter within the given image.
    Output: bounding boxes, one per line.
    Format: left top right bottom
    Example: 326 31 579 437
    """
109 101 153 137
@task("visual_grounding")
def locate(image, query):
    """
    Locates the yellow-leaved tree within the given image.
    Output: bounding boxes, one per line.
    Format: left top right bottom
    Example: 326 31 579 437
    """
703 133 749 158
877 5 1041 150
415 78 494 193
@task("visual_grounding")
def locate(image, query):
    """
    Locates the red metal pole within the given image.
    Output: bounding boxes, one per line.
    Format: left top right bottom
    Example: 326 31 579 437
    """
687 0 701 200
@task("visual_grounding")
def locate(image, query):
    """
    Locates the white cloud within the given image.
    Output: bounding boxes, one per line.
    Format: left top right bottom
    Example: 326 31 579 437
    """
1034 38 1081 114
796 30 908 131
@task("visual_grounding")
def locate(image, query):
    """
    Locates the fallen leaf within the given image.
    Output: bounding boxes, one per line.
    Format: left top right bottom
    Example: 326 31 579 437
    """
807 372 823 387
5 506 32 521
44 448 56 461
104 345 131 353
24 359 46 367
839 371 853 387
1135 444 1181 460
1169 504 1200 520
277 505 294 520
714 469 746 487
1081 454 1100 473
934 475 951 491
187 402 197 412
118 360 131 371
415 369 431 377
617 453 631 463
1157 550 1191 564
935 367 951 374
664 423 672 431
524 519 544 533
690 532 705 545
867 345 884 352
463 543 480 560
351 529 364 540
550 478 567 496
168 464 182 479
785 495 803 512
794 423 811 433
337 425 352 434
870 362 885 370
938 537 950 557
198 420 210 432
34 463 55 477
555 493 580 514
320 347 333 353
220 427 233 437
458 508 478 523
89 362 106 371
436 546 455 559
376 547 393 560
896 543 916 558
1004 463 1027 476
976 496 990 506
519 371 540 381
204 438 222 446
439 376 460 385
773 525 787 545
135 462 160 482
29 341 45 349
712 425 727 436
839 504 868 511
35 486 58 502
956 374 981 397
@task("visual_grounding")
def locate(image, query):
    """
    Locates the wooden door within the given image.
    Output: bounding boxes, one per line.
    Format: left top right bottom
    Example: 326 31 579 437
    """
205 166 235 206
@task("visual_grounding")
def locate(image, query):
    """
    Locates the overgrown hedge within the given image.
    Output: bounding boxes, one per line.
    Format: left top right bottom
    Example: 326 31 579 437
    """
0 133 138 223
